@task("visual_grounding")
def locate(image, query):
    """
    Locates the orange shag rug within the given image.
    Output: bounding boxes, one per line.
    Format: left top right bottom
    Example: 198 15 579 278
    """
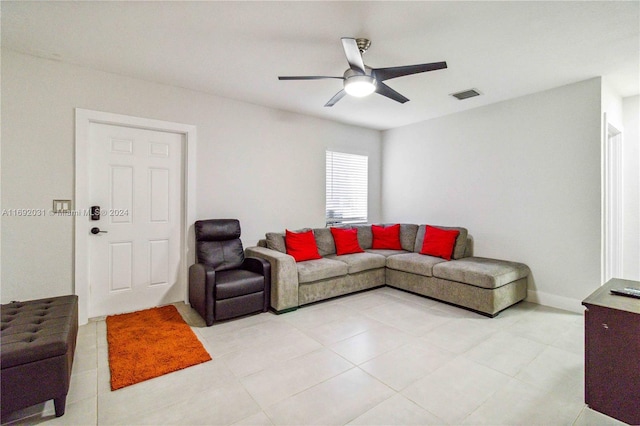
106 305 211 390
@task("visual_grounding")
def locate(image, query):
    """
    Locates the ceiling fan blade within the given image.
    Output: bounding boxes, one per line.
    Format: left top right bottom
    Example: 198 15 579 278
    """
375 82 410 104
372 61 447 81
341 38 366 74
324 89 346 107
278 76 344 80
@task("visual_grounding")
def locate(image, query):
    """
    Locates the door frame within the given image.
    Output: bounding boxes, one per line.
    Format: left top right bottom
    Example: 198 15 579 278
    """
601 113 624 283
75 108 197 324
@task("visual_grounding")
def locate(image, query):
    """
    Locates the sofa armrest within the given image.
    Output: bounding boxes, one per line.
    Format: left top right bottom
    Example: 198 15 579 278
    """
463 235 474 258
189 263 216 326
245 246 299 312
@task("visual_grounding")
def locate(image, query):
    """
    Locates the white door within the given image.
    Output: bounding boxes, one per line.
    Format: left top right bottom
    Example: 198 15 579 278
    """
87 122 184 317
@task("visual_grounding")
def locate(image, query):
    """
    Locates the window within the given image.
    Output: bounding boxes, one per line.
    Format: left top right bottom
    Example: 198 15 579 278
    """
326 150 368 225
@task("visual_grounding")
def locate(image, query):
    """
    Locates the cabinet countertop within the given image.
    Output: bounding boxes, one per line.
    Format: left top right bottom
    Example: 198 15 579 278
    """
582 278 640 314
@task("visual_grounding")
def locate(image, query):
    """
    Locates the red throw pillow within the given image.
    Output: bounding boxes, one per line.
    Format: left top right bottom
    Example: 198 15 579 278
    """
285 229 322 262
371 224 402 250
420 225 460 260
330 228 364 255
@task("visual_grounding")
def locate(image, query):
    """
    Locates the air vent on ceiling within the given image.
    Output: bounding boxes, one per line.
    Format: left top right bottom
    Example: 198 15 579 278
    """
450 89 481 100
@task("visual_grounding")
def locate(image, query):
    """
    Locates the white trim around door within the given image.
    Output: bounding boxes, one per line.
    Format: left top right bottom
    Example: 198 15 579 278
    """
75 109 197 324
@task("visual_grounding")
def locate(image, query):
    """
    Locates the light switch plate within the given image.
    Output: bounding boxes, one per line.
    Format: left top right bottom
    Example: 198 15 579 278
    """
53 199 72 213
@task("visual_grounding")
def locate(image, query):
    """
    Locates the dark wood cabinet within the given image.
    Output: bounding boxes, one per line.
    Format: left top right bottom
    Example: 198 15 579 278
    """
583 278 640 425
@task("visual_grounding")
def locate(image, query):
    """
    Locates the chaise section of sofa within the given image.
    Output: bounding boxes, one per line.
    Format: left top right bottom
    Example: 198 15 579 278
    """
386 256 530 316
246 223 530 316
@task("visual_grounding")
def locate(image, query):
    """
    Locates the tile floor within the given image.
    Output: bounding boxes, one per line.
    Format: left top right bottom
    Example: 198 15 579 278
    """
2 287 627 425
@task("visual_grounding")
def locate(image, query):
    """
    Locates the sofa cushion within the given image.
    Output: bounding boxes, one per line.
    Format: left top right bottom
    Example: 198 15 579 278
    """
325 252 385 274
265 232 286 253
313 228 337 256
386 252 447 277
432 256 530 289
266 228 311 253
399 224 419 252
215 269 265 299
352 224 373 249
420 225 460 261
365 248 409 257
330 228 364 255
414 225 468 260
297 258 349 283
285 229 322 262
372 224 402 250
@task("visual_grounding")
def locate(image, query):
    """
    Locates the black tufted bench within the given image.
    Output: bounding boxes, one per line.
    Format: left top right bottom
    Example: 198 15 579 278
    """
0 295 78 419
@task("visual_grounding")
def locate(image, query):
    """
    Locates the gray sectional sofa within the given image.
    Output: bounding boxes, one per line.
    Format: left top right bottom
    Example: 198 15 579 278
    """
245 223 530 317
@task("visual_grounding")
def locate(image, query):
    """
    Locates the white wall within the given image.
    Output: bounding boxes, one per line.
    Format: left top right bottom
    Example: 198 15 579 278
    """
382 78 603 312
602 77 624 130
622 95 640 280
0 50 382 303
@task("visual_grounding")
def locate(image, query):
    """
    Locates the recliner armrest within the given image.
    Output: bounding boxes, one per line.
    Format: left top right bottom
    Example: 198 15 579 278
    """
189 263 216 326
242 257 271 312
241 257 269 275
245 246 299 312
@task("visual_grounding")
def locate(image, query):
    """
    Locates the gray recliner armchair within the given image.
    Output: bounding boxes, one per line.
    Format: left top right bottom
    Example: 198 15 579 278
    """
189 219 270 326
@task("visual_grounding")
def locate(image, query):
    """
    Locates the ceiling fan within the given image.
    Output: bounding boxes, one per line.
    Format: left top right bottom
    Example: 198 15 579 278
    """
278 37 447 107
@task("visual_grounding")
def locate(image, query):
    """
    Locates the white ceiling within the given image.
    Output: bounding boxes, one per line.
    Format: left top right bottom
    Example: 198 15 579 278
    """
2 1 639 130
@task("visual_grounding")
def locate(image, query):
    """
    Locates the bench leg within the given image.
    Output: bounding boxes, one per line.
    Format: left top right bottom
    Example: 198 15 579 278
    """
54 396 66 417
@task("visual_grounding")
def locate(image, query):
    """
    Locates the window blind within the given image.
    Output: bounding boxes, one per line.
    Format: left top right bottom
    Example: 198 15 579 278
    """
326 151 368 225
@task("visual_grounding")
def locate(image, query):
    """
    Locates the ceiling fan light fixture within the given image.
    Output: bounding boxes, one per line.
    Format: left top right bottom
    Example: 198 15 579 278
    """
278 37 447 106
344 75 376 97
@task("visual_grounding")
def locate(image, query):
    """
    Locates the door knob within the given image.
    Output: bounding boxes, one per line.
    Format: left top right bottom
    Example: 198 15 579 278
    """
90 227 108 235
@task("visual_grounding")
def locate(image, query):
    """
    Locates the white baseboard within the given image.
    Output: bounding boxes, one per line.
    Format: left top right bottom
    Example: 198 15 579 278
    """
526 290 584 314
